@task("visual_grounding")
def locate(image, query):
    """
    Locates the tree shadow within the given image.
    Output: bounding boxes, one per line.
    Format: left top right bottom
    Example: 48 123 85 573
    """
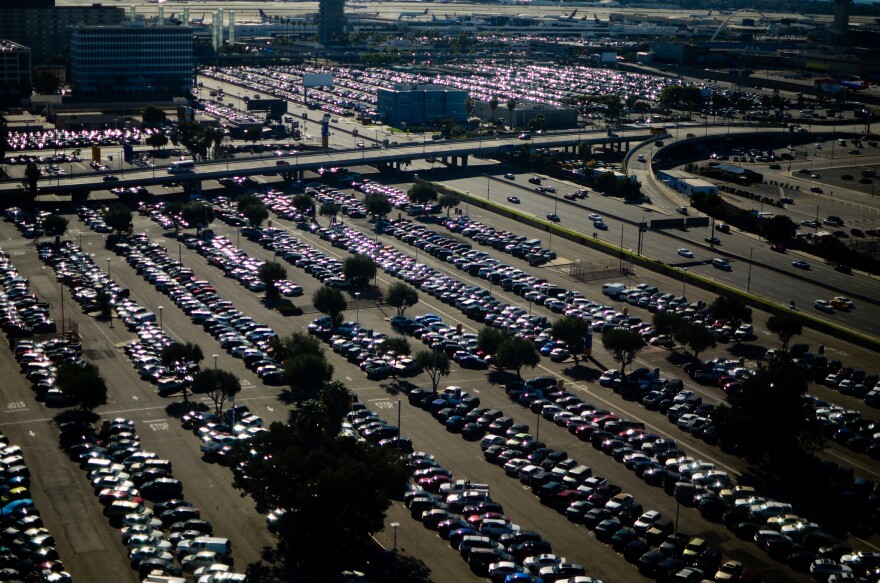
52 409 99 427
380 381 401 396
561 364 601 382
242 545 294 583
277 389 298 406
394 380 420 395
164 400 206 420
726 343 767 360
487 369 520 386
665 350 694 367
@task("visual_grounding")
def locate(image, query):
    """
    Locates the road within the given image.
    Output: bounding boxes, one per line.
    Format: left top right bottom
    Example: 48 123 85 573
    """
431 139 880 338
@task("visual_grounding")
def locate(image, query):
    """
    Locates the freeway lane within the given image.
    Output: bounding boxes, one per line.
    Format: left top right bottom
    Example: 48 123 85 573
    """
439 163 880 338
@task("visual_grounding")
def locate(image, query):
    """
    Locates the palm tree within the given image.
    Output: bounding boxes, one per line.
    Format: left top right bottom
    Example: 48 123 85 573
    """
489 96 499 125
506 98 517 130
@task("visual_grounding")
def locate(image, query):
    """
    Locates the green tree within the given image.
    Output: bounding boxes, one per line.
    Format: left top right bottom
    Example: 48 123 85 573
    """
284 352 334 398
489 96 499 124
378 336 412 383
495 336 541 377
713 353 822 470
259 261 287 299
103 203 132 233
407 182 438 205
601 328 645 376
192 368 241 414
313 286 347 328
343 254 376 288
229 421 408 579
42 215 68 244
244 126 262 145
271 331 326 363
181 201 214 229
141 105 167 125
364 193 392 219
385 282 419 316
760 215 798 243
709 295 753 324
414 349 450 394
439 193 460 217
292 193 315 220
551 316 591 364
767 313 803 350
32 71 60 95
477 327 508 360
56 362 108 411
238 194 268 227
682 323 716 362
652 311 685 337
23 161 41 206
169 121 207 160
506 98 517 129
319 202 340 224
160 341 204 402
145 133 169 151
95 288 112 320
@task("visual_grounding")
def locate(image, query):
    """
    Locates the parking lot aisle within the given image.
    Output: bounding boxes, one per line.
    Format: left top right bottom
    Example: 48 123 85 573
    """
131 416 279 574
0 348 139 582
376 502 485 583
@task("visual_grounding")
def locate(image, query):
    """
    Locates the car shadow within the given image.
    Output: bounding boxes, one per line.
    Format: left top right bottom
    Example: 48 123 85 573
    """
487 369 520 386
665 351 693 367
560 364 601 382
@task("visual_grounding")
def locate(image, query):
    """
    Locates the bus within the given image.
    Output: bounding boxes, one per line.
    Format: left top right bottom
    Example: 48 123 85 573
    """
649 127 667 135
167 160 195 174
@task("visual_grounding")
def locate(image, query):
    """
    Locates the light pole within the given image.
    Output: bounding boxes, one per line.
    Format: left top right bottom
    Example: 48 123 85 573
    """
158 306 164 332
391 522 400 551
465 191 470 216
396 399 402 449
355 292 361 325
536 411 541 441
747 248 754 292
487 175 490 200
178 242 182 264
106 257 110 278
682 268 688 297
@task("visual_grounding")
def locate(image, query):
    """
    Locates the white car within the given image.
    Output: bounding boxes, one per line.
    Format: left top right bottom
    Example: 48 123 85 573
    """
677 248 694 258
588 213 602 222
182 551 226 573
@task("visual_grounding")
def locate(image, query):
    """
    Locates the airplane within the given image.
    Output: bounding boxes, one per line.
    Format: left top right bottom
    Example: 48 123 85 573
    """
688 10 713 19
146 0 166 4
561 9 577 20
191 12 205 24
840 79 867 90
398 8 429 20
431 13 461 24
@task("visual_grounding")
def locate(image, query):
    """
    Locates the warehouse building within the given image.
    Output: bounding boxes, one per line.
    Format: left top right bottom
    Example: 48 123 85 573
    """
657 169 719 196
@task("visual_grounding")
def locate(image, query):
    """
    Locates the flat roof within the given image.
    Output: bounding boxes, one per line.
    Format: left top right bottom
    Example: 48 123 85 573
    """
681 178 716 189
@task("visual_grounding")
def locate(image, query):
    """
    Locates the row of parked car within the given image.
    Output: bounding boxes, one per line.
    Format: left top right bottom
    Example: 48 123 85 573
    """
57 418 244 582
0 245 56 336
0 429 69 582
501 375 880 582
110 233 285 387
347 401 595 583
401 379 754 583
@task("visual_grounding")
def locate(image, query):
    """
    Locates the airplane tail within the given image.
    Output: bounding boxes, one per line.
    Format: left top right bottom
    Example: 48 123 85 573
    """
258 9 270 23
423 8 428 14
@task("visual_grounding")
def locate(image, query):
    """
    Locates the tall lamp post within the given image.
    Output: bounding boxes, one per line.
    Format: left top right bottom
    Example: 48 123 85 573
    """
158 306 164 332
355 292 361 325
747 248 754 292
682 268 688 297
391 522 400 551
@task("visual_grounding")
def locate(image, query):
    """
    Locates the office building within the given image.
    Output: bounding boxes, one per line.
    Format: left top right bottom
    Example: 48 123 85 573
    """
0 40 31 106
0 5 126 66
657 170 719 197
70 23 193 98
377 84 467 128
319 0 345 45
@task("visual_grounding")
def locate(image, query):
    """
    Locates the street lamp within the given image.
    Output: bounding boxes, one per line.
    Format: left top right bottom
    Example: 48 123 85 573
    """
390 522 400 551
158 306 164 332
487 175 490 200
747 248 754 292
396 400 402 449
106 257 110 278
465 191 470 216
355 292 361 325
682 268 688 297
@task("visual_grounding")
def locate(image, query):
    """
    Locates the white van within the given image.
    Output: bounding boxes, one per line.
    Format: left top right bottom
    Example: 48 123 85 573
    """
177 536 232 558
602 283 626 297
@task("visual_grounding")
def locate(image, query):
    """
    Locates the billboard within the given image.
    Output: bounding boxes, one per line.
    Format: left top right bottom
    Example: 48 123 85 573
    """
303 73 333 88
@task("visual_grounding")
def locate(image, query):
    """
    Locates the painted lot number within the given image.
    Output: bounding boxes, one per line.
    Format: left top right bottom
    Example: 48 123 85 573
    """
7 401 27 410
374 401 394 409
150 422 170 431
